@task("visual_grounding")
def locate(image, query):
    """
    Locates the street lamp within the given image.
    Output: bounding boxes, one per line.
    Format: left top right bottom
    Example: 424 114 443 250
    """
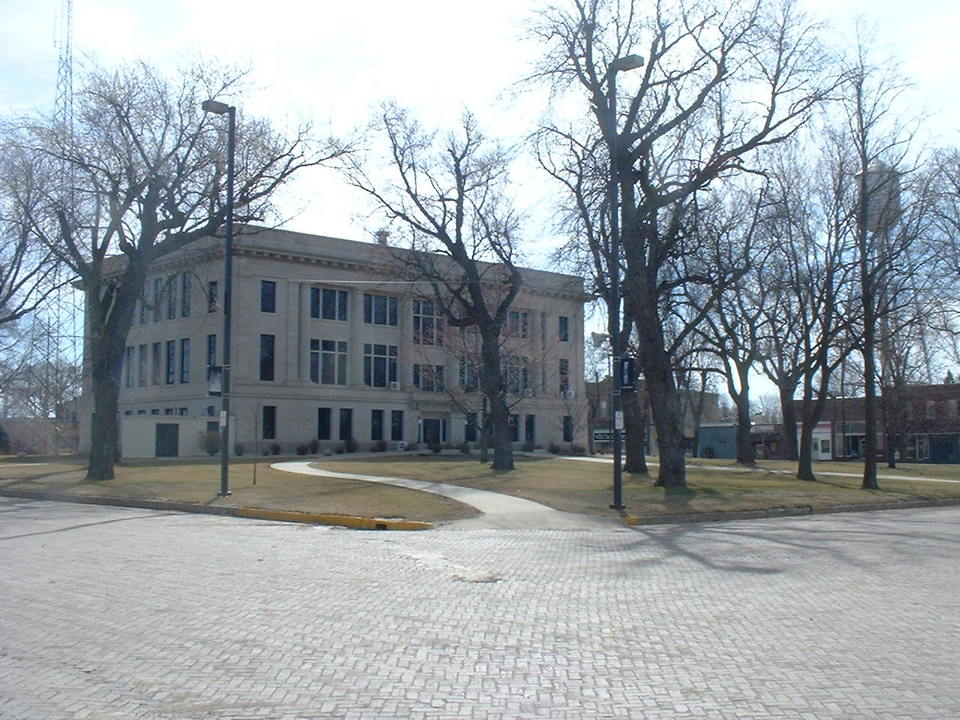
202 98 236 498
606 54 644 511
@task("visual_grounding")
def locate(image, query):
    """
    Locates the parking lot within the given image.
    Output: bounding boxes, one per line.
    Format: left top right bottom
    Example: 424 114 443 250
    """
1 498 958 719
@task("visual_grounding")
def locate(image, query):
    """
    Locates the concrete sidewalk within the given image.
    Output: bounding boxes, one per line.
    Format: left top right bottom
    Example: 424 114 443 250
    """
273 461 619 530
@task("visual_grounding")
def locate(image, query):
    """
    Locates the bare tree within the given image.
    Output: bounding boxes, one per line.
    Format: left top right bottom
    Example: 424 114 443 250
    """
0 144 65 326
4 60 342 480
531 0 831 487
341 106 523 470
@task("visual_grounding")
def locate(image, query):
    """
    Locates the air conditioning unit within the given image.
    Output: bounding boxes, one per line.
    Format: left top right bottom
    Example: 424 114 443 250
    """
389 381 400 391
523 388 533 397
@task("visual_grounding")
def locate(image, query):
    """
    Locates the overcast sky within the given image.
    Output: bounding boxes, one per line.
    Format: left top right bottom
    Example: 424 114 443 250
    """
1 0 956 255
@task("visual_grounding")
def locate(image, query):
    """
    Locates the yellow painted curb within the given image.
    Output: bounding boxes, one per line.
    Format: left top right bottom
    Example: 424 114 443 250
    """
232 507 431 531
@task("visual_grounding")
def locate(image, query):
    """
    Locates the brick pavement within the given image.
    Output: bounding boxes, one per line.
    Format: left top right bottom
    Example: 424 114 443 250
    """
1 498 958 719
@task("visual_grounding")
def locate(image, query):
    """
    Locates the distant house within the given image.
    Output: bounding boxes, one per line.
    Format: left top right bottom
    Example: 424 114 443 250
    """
585 378 720 455
796 383 960 463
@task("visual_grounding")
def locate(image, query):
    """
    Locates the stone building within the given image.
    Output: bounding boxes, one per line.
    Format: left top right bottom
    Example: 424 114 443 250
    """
79 227 589 458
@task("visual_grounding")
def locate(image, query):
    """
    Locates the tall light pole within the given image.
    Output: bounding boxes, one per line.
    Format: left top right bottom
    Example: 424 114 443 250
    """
606 54 644 511
202 99 235 497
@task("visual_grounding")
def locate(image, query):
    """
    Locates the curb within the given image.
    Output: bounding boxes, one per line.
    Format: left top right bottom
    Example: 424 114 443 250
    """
0 488 431 531
620 497 960 526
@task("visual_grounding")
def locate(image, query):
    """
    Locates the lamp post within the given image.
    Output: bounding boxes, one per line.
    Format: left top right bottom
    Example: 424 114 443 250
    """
202 99 235 497
606 54 644 511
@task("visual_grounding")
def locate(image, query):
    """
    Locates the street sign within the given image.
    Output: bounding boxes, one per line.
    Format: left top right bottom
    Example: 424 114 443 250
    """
619 357 637 391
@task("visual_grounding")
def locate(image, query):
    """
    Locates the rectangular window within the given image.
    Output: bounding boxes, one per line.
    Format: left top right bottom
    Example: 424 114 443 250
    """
363 343 398 387
165 341 175 384
153 278 163 322
950 399 958 418
262 405 276 440
339 408 353 440
459 358 479 392
504 355 529 395
310 339 348 385
206 334 217 379
507 311 529 338
125 346 134 388
260 334 275 381
151 343 162 385
261 280 276 313
413 299 444 346
181 274 192 317
178 407 188 416
391 410 404 442
166 274 177 320
558 315 570 342
137 344 147 387
363 293 398 326
509 414 519 442
371 409 384 441
179 338 190 383
140 284 149 324
927 401 936 419
465 412 478 443
207 280 218 313
559 358 570 394
563 415 573 443
525 414 536 444
310 287 348 321
317 408 332 440
413 363 445 392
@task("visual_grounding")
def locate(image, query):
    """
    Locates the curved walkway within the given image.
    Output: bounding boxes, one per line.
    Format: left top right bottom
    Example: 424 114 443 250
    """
272 461 618 530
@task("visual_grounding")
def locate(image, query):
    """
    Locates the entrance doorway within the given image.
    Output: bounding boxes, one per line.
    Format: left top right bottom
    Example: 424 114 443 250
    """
155 423 179 457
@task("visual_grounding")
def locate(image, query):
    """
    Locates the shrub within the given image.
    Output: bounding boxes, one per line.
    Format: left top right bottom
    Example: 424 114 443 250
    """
344 437 358 454
334 444 345 455
429 442 442 454
0 423 10 454
521 441 535 453
308 439 320 454
203 430 220 456
373 439 388 452
233 442 244 457
458 442 472 456
549 443 561 455
296 445 309 455
270 443 281 456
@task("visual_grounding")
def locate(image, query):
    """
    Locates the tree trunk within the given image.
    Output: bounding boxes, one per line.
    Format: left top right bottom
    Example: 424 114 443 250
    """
480 327 513 471
779 382 799 461
622 390 648 474
861 311 880 489
85 316 128 481
797 420 817 482
735 398 756 466
487 391 514 470
733 367 755 466
633 307 686 488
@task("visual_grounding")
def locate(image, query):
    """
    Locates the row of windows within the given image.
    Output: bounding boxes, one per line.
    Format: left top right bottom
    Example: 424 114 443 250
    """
135 274 221 325
124 339 190 388
259 282 572 344
256 406 575 444
258 334 572 394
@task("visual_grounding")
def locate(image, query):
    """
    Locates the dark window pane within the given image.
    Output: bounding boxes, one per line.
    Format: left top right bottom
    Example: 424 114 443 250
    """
260 334 275 381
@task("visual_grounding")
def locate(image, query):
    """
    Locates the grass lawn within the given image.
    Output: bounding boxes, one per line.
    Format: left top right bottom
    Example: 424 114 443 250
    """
311 453 960 519
2 453 958 522
0 456 478 523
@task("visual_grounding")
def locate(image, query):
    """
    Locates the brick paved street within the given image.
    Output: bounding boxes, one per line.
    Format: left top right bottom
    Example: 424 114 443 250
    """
1 498 958 719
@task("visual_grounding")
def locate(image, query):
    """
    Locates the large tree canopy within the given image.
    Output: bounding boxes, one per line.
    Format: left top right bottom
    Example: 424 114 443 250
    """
2 60 345 479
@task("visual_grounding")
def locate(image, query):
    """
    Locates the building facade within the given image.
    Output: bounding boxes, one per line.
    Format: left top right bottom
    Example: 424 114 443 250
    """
79 227 589 458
